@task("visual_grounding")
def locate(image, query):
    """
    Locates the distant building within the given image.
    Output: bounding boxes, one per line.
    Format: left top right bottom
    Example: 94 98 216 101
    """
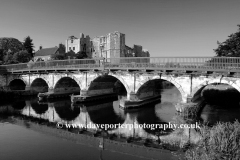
34 46 59 61
65 33 92 58
125 45 150 57
65 31 150 62
91 31 125 60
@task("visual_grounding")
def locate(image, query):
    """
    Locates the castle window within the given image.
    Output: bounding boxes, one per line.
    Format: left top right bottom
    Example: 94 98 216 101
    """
69 47 71 50
71 40 73 43
73 47 75 50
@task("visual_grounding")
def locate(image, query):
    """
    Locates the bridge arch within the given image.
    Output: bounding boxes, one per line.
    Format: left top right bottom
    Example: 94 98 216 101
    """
30 78 49 93
88 73 129 95
135 75 185 102
8 78 27 90
192 79 240 98
108 72 130 93
53 76 81 94
68 75 84 90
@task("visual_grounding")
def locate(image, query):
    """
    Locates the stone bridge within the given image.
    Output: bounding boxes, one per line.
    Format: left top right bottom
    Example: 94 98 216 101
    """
1 71 240 104
1 57 240 110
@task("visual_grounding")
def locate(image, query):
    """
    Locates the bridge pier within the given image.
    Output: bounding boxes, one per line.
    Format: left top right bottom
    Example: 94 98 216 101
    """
38 87 80 101
25 85 31 91
119 91 161 110
71 88 117 103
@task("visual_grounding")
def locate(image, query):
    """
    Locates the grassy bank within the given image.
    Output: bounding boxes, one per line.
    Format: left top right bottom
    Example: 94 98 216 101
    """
185 120 240 160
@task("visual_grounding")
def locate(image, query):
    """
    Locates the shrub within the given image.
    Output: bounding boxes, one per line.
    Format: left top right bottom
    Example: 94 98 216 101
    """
185 120 240 160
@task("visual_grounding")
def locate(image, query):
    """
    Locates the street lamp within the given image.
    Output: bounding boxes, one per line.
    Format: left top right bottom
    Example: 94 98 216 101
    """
100 44 104 58
99 44 105 67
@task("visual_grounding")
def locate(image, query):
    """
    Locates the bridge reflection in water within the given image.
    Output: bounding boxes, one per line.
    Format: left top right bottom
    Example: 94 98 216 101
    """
20 98 166 140
1 84 240 160
1 88 181 137
0 94 185 160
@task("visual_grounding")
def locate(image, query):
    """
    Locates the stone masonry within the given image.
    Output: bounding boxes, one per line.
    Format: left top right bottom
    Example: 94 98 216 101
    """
1 72 240 105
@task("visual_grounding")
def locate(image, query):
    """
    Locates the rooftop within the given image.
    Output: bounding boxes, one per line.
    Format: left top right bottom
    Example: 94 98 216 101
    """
34 47 58 57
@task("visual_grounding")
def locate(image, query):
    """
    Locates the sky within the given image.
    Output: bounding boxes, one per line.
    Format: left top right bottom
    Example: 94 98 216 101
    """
0 0 240 57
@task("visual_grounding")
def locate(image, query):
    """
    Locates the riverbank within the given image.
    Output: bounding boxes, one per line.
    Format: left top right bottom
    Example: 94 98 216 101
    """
0 112 184 160
185 120 240 160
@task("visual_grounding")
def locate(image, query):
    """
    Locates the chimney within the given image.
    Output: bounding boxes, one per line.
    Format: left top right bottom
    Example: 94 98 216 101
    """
39 46 42 50
80 33 84 38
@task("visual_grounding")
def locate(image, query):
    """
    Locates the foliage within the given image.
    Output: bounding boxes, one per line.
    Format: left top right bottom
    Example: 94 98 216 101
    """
65 50 76 59
185 121 240 160
51 50 88 60
0 37 24 53
51 53 66 60
12 50 32 63
0 37 34 64
214 25 240 57
58 43 66 54
3 53 16 64
23 36 34 57
0 49 5 62
76 51 88 59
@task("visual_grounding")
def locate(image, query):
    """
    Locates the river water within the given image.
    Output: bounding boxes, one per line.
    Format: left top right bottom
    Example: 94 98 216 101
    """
0 86 240 160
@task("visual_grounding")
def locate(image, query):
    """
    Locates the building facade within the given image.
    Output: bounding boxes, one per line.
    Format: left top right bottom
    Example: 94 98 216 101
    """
65 31 150 61
65 33 92 58
91 31 125 62
34 47 59 61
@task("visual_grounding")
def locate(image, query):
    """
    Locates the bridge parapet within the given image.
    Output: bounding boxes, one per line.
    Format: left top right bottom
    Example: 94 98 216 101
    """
2 57 240 73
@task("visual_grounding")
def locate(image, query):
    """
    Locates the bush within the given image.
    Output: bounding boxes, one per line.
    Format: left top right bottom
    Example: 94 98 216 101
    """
185 121 240 160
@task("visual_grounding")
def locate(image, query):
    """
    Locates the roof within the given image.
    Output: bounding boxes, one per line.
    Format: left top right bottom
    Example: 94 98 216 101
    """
68 35 78 40
34 47 58 57
125 45 133 50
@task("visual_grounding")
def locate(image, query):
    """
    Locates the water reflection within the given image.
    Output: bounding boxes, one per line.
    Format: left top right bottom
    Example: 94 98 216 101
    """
0 86 187 140
54 100 80 121
198 84 240 125
200 104 240 125
136 106 173 135
31 99 48 115
12 100 26 110
0 85 240 153
1 85 240 134
77 102 125 131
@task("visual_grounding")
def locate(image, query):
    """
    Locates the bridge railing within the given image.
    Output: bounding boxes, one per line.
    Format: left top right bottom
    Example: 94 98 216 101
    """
2 57 240 72
2 58 104 72
104 57 240 71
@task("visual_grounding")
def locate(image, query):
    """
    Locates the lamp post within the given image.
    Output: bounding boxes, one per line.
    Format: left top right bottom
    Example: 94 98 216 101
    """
100 44 104 58
100 45 105 68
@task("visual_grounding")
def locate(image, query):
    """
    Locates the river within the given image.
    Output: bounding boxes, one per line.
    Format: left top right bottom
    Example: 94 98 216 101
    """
0 86 240 160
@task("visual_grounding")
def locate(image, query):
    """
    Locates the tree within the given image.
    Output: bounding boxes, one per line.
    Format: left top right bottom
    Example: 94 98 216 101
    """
214 25 240 57
51 53 66 60
65 50 77 59
0 49 5 62
23 36 34 57
3 53 15 64
76 51 88 59
12 50 31 63
0 37 24 54
58 43 66 54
